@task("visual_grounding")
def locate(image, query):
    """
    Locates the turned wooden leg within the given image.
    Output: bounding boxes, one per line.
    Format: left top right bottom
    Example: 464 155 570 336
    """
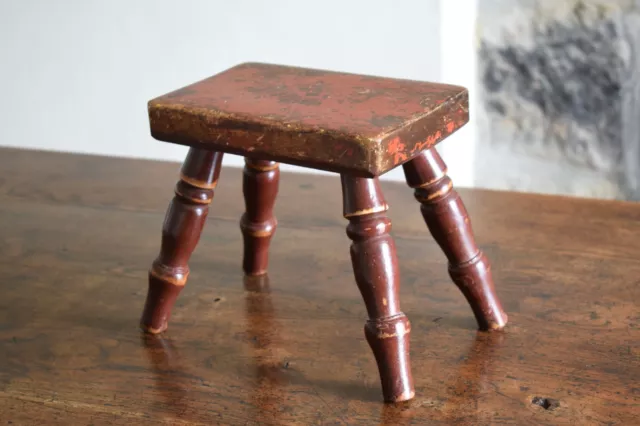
240 159 279 276
140 148 223 334
403 148 508 331
341 175 414 403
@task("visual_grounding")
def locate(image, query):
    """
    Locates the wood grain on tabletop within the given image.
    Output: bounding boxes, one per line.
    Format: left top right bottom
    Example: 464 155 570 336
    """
0 147 638 425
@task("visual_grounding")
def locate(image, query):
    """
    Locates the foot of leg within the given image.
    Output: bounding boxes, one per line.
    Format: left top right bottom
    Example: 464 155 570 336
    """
141 148 223 334
341 175 414 403
403 148 507 331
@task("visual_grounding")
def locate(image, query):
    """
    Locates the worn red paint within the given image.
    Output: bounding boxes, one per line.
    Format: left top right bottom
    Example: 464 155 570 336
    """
411 130 443 155
149 62 469 176
387 137 408 164
446 122 456 133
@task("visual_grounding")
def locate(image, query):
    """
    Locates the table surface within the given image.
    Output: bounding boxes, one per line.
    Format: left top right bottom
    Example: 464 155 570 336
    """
0 147 638 425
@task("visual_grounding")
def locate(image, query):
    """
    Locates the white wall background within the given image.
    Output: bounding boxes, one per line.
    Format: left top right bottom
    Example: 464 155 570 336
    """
0 0 476 185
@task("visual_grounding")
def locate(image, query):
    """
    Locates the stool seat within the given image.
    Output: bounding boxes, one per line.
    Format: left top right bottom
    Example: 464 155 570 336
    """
148 62 468 176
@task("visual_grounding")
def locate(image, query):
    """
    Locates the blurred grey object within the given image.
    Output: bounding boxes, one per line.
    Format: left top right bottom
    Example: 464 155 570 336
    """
477 0 640 200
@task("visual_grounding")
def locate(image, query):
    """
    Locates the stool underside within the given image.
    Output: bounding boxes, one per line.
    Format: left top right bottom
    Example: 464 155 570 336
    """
149 62 469 176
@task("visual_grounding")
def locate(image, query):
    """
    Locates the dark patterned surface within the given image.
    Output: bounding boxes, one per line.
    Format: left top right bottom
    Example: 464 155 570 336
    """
148 63 469 176
1 148 639 424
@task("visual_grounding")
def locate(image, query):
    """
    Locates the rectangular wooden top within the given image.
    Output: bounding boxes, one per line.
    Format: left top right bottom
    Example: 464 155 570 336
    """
1 147 639 424
149 63 468 176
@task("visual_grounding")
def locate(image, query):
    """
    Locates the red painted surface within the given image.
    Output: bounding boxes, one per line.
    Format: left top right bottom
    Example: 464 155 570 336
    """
149 63 469 176
387 137 408 164
411 130 443 157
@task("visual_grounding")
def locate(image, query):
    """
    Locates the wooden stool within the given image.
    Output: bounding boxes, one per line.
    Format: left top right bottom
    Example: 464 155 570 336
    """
140 63 508 403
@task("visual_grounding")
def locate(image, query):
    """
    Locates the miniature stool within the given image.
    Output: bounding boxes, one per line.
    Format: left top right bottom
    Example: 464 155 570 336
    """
140 63 508 403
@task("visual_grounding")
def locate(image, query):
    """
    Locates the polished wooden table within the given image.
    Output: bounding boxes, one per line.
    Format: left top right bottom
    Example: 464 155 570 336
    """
0 147 638 425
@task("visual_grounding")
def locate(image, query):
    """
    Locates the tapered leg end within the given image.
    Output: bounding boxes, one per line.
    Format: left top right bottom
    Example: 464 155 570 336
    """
449 253 508 332
241 223 274 276
140 273 184 335
365 315 415 403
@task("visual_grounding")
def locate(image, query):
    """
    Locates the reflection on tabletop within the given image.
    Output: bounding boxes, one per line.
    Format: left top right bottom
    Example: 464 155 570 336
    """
140 273 285 424
380 331 506 425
